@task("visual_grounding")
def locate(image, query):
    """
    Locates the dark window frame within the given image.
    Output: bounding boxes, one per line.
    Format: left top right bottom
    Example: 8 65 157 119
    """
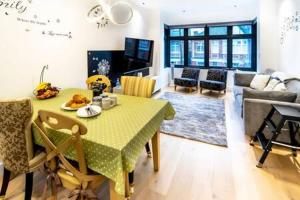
165 20 257 71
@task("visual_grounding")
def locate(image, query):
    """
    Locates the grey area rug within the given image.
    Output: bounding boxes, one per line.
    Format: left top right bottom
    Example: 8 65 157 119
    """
160 92 227 147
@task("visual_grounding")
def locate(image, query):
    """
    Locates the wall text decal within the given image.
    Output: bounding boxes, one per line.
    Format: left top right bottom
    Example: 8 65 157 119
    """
42 30 72 39
280 11 300 45
17 17 47 26
0 0 31 14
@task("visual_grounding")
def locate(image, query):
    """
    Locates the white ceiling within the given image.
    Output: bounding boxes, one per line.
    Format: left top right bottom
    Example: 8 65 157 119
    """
132 0 259 25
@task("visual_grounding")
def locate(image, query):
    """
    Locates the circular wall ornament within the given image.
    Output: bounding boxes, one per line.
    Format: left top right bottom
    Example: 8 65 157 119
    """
109 1 133 25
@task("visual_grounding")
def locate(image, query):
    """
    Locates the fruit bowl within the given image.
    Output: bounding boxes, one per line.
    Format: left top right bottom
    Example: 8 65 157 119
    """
33 82 60 100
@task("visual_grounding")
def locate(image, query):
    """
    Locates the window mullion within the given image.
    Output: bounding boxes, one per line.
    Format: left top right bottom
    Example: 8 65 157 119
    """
228 26 233 69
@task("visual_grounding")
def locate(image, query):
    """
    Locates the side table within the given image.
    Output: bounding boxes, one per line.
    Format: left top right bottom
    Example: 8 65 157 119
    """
250 104 300 168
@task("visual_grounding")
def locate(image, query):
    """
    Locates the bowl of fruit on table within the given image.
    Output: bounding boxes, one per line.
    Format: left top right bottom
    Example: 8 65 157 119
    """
34 82 60 100
61 94 91 111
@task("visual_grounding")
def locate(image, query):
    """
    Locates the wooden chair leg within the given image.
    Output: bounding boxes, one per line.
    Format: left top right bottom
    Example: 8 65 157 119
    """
200 87 202 94
174 85 177 91
0 168 11 197
25 172 33 200
224 89 226 94
145 142 152 158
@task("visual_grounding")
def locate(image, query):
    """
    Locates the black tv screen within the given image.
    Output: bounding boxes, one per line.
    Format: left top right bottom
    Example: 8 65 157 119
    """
137 39 151 61
124 37 154 65
124 38 137 58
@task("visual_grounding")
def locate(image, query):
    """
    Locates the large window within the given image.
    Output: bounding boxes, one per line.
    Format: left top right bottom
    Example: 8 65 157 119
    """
209 40 227 67
232 39 252 68
188 40 205 66
209 26 228 35
170 40 184 65
165 21 256 71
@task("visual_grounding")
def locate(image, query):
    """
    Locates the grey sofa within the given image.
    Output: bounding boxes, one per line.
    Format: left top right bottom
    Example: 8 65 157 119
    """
233 72 300 142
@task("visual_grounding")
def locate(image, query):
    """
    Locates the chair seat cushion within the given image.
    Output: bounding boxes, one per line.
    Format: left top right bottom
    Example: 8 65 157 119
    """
200 80 226 91
174 78 198 87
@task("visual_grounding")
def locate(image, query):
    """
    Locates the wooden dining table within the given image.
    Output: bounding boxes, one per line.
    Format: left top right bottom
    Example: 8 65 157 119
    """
31 88 175 199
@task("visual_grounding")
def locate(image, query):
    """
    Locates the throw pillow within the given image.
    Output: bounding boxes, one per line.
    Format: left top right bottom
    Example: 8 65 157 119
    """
264 78 281 91
273 83 287 91
250 75 271 91
271 71 290 82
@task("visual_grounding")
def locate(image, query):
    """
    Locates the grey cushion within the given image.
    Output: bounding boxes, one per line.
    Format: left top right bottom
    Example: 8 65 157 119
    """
286 79 300 103
234 73 256 87
174 78 198 87
243 88 297 102
200 80 226 91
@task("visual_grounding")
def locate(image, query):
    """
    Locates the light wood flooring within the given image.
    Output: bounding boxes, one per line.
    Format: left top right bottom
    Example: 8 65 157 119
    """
1 87 300 200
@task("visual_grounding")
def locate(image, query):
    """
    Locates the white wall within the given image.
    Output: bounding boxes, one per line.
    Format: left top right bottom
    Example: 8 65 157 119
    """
257 0 281 72
0 0 161 99
257 0 300 76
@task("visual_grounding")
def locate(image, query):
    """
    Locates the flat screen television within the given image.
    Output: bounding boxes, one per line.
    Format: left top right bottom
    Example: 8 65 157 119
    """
124 37 154 71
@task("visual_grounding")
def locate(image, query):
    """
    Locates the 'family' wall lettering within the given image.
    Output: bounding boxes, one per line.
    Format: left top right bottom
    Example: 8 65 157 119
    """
0 0 31 14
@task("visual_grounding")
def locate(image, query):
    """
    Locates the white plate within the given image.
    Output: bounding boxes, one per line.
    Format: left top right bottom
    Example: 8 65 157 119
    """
77 105 101 118
61 102 79 111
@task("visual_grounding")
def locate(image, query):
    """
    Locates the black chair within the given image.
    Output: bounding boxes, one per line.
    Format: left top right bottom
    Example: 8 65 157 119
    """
174 67 200 92
200 69 228 94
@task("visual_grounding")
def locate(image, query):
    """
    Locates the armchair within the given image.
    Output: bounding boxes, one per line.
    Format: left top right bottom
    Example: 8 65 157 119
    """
174 67 200 92
200 69 228 94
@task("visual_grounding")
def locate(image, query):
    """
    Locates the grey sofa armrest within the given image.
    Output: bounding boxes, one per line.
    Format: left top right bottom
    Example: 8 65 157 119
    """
234 72 256 87
243 99 300 137
243 88 297 102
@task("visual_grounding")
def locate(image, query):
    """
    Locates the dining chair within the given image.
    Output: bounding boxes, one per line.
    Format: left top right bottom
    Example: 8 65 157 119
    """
0 98 46 200
121 76 156 187
86 75 111 92
34 110 106 199
121 76 156 157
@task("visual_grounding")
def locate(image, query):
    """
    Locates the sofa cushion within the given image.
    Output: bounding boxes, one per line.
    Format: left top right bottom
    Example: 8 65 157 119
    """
243 88 297 102
250 75 271 91
273 83 287 91
234 72 256 87
200 80 226 91
286 79 300 103
264 79 281 91
174 78 198 87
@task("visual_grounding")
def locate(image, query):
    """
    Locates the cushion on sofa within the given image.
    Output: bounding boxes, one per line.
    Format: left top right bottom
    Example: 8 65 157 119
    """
286 79 300 103
243 88 297 102
234 72 256 87
250 75 271 91
273 83 287 91
264 79 281 91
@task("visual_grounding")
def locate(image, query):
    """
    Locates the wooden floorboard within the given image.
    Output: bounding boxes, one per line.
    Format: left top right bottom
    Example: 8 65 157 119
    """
1 87 300 200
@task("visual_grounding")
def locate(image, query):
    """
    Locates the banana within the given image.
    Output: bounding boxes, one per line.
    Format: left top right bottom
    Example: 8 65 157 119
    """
35 82 51 91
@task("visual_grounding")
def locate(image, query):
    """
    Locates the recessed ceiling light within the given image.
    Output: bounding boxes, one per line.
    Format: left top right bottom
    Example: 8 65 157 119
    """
142 2 146 6
182 10 186 13
233 5 238 8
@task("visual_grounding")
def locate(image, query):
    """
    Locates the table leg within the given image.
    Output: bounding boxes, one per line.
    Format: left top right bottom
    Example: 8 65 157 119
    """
151 131 160 171
109 172 130 200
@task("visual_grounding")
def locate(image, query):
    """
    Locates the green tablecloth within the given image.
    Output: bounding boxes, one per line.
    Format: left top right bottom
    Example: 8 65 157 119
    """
31 88 175 195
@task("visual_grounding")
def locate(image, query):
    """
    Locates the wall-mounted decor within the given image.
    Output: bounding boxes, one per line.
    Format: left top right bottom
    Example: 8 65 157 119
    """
87 1 133 29
0 0 31 14
87 5 109 28
280 11 300 45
